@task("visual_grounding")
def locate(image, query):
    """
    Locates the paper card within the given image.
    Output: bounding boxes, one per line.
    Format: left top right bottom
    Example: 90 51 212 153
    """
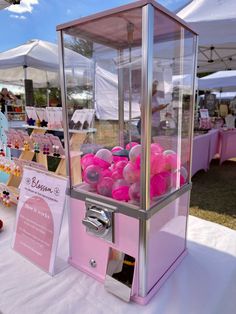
200 109 209 118
50 136 65 155
25 107 38 121
12 167 68 275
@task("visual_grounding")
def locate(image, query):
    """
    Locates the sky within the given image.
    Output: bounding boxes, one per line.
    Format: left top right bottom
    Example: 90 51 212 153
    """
0 0 189 52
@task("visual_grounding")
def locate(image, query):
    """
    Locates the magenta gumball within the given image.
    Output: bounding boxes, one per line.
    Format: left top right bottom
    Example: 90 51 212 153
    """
94 149 113 169
81 153 95 170
126 142 139 150
171 172 185 187
151 173 168 197
102 168 112 178
151 143 164 154
111 160 128 180
150 153 166 175
129 144 141 163
112 179 130 201
83 165 103 185
123 162 140 184
97 177 114 197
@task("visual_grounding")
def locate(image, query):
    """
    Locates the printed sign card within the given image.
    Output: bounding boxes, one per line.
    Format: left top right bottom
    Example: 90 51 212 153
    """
12 167 68 275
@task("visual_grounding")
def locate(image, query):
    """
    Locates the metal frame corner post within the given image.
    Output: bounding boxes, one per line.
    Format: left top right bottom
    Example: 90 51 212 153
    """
57 30 72 189
139 3 154 298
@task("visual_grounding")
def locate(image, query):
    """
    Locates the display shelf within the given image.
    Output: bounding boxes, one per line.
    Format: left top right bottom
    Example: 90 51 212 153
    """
7 111 26 114
22 124 96 133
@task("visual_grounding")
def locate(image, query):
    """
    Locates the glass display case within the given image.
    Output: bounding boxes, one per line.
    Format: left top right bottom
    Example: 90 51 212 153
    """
57 0 197 304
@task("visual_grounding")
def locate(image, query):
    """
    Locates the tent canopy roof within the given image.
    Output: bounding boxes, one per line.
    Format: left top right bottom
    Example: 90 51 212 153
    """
0 39 91 71
198 70 236 91
177 0 236 73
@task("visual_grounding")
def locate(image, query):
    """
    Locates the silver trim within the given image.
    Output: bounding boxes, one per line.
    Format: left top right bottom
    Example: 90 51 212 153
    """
189 35 199 180
186 34 198 247
57 31 72 188
69 183 192 220
139 4 154 298
118 49 125 147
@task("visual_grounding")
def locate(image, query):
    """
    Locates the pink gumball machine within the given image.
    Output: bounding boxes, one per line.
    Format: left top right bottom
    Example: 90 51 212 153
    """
58 0 197 305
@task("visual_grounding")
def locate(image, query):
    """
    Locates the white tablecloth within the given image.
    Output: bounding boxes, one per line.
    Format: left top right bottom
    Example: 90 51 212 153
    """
0 204 236 314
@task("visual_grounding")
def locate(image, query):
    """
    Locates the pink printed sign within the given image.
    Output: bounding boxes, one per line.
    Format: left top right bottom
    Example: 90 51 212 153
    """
12 167 67 275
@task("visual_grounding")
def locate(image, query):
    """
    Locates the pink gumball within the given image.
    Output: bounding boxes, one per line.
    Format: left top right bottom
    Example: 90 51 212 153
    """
83 165 103 185
112 146 128 163
126 142 139 150
129 144 141 163
111 146 123 153
111 160 128 180
159 171 172 189
151 173 168 197
102 168 112 178
112 179 130 201
129 182 154 203
94 149 113 169
151 143 164 154
81 154 94 170
150 153 166 175
97 177 114 197
171 172 185 187
123 162 140 184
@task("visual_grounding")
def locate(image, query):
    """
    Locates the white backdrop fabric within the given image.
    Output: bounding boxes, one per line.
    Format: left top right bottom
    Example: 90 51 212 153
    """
0 203 236 314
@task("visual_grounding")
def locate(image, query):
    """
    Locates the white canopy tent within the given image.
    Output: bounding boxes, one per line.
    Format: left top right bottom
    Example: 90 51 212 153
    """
177 0 236 73
198 71 236 91
0 39 92 88
0 0 15 10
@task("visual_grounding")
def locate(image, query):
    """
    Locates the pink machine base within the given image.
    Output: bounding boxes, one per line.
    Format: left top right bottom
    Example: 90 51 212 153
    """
68 190 190 304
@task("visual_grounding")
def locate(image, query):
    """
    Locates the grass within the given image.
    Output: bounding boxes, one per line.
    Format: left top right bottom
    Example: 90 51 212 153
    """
190 159 236 230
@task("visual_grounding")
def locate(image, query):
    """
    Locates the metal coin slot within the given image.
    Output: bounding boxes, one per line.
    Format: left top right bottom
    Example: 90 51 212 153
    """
82 202 114 242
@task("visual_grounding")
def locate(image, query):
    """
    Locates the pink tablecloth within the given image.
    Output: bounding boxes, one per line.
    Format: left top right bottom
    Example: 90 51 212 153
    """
219 129 236 165
191 129 220 177
191 132 211 177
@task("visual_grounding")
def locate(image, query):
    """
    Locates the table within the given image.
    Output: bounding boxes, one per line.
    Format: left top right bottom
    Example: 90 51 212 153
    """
219 129 236 165
192 129 220 177
0 203 236 314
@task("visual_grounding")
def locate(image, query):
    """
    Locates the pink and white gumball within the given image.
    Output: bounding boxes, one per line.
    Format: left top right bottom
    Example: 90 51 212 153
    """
129 144 141 163
83 165 103 186
111 146 128 163
102 168 112 178
129 182 154 203
151 143 164 154
94 149 113 169
97 177 114 197
111 160 128 180
112 179 130 202
123 162 140 184
81 153 94 170
163 150 178 171
171 172 186 188
126 142 139 151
